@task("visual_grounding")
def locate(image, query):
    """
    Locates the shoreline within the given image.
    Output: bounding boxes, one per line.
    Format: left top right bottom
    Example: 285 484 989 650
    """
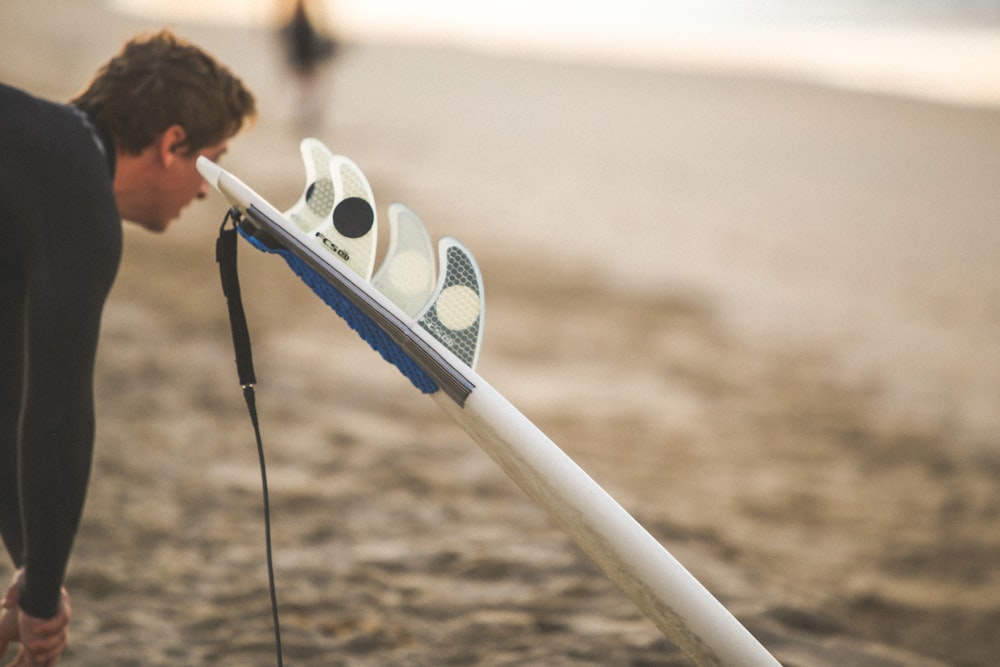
107 0 1000 110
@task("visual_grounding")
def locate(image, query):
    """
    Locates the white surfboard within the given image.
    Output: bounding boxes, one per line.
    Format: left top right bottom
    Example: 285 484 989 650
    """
198 147 780 667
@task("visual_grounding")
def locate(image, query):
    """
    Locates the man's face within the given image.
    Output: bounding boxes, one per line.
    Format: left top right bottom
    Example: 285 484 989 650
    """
137 140 229 233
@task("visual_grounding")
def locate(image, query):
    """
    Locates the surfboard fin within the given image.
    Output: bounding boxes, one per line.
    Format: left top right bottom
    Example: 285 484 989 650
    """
416 238 486 370
372 203 437 318
219 136 485 373
370 200 485 371
284 138 378 280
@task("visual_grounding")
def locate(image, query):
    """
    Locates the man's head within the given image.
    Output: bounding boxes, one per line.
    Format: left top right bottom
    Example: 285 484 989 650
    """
71 30 257 231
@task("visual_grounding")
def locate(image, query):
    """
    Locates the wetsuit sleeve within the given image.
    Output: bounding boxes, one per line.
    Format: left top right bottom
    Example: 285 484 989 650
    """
0 94 121 618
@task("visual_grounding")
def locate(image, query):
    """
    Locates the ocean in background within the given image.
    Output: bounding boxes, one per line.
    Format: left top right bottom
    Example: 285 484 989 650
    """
112 0 1000 108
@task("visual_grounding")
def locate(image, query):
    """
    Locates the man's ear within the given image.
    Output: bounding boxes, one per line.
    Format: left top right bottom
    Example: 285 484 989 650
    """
158 125 188 166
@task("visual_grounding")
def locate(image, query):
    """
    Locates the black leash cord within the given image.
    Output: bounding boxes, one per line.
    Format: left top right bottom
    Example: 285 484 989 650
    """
243 384 283 667
217 209 284 666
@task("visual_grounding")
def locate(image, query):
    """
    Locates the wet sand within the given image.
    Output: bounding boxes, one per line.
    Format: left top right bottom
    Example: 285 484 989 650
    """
2 1 999 664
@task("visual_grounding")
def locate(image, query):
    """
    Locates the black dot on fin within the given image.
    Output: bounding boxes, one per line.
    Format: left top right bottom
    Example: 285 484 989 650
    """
333 197 374 239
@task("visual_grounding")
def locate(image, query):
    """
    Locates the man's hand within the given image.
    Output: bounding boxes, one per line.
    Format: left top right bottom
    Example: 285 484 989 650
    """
0 569 24 660
16 598 71 667
0 601 19 660
1 569 71 666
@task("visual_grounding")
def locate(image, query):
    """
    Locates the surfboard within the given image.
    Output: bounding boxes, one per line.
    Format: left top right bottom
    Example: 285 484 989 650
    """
198 144 780 667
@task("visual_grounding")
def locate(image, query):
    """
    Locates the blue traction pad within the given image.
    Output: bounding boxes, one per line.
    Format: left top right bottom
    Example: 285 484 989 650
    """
239 226 439 394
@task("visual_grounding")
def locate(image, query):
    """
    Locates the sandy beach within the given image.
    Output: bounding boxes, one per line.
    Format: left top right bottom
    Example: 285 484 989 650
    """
2 1 999 664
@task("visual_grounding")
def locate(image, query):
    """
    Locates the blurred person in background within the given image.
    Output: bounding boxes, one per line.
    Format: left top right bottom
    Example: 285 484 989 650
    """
278 0 338 130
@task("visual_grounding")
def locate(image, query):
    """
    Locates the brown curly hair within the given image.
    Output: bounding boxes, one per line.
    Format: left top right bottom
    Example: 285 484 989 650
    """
70 30 256 155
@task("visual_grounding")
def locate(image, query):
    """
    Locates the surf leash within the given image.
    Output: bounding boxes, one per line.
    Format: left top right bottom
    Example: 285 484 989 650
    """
216 207 284 667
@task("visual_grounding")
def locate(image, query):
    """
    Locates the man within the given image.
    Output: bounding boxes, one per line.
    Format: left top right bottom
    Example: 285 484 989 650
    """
0 30 256 665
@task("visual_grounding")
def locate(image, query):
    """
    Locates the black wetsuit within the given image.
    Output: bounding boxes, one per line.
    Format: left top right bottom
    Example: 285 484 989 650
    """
0 82 121 618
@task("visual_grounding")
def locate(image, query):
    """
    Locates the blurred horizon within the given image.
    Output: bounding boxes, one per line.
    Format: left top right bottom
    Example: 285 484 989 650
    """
111 0 1000 108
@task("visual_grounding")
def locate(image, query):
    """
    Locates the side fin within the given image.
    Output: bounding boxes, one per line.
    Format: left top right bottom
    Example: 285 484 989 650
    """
372 203 437 318
417 238 486 370
284 138 336 233
285 138 378 280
